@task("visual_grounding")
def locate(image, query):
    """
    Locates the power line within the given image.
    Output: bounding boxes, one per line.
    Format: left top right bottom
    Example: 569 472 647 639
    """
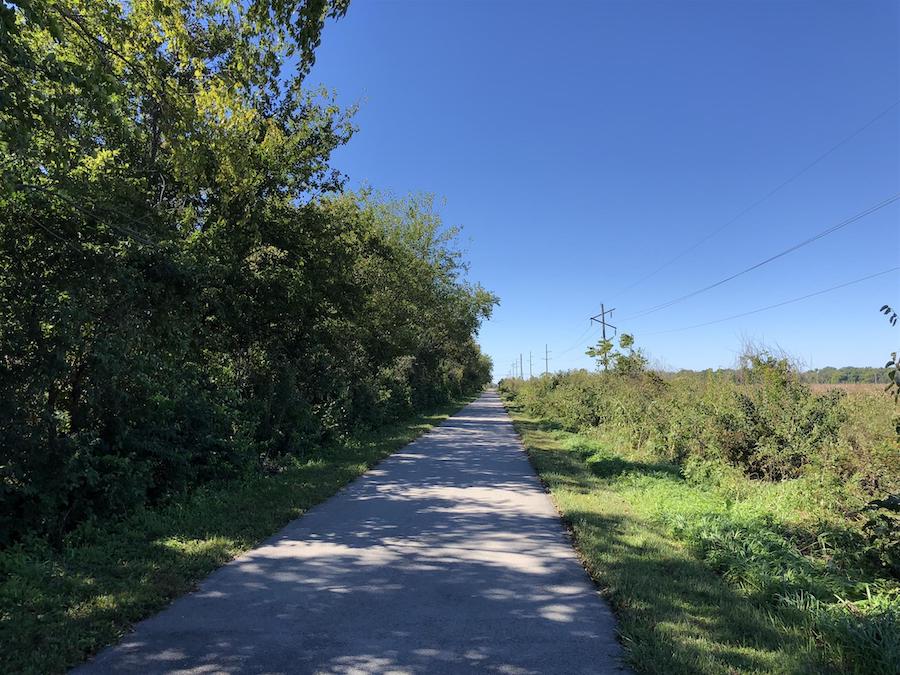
623 192 900 321
555 322 600 356
25 213 82 253
612 99 900 299
642 266 900 336
18 182 159 247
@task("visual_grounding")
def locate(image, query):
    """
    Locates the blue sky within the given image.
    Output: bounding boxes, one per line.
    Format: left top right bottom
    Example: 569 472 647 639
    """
308 0 899 376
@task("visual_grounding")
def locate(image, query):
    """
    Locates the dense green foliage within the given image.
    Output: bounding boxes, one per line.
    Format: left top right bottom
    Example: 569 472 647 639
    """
501 356 899 674
0 0 495 546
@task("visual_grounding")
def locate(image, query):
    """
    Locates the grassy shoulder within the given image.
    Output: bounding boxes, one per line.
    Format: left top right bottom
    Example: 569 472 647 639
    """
505 402 827 675
0 396 475 674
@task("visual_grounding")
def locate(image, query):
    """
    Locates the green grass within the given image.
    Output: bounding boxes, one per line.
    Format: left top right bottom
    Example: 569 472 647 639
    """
507 409 824 675
0 397 474 674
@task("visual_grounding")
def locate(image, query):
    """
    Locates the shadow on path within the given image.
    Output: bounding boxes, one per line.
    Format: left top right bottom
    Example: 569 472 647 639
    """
75 392 627 674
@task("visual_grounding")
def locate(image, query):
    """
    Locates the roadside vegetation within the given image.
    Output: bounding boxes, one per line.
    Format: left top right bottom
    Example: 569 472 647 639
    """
1 0 496 543
500 339 899 674
0 1 493 670
0 399 473 673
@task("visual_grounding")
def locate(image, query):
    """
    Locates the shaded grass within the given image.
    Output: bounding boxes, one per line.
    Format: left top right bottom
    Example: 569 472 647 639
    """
507 411 822 675
0 397 474 674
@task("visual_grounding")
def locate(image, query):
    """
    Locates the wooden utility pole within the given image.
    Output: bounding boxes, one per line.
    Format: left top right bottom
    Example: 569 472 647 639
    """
591 303 616 342
590 303 617 370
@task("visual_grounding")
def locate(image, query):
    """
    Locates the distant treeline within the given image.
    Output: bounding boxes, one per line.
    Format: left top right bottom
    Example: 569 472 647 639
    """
801 367 885 384
0 1 495 545
662 367 885 384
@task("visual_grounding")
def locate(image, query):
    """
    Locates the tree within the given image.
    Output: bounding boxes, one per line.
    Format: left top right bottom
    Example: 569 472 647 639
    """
0 1 496 544
881 305 899 402
586 333 647 375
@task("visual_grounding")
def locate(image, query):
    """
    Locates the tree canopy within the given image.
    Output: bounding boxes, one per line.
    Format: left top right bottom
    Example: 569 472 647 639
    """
0 0 496 544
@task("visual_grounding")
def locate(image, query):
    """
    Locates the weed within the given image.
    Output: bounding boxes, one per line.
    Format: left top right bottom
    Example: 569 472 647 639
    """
501 358 899 674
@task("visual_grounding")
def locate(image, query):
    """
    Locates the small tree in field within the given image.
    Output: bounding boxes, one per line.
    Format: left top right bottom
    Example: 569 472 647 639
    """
586 333 647 375
881 305 899 402
586 338 614 371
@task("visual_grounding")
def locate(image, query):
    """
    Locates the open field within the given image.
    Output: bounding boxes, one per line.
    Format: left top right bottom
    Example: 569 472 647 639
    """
809 382 884 395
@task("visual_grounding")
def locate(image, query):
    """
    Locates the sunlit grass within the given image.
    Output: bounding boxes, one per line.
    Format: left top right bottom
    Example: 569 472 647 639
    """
508 411 818 674
0 398 473 674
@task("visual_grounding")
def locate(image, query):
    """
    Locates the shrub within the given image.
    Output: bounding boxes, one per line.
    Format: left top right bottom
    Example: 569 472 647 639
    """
503 351 900 673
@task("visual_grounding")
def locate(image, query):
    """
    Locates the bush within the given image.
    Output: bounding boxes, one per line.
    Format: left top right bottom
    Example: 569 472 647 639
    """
503 350 900 673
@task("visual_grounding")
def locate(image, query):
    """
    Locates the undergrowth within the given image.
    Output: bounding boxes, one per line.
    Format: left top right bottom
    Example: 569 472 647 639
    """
501 356 898 674
0 397 472 674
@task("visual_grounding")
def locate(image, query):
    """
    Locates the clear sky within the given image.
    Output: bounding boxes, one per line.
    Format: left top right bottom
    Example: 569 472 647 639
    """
307 0 900 377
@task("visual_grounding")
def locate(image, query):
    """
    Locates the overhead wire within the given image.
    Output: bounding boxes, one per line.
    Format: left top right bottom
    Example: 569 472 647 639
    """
24 212 83 253
555 322 601 356
611 99 900 300
18 182 159 247
498 101 900 372
642 266 900 336
621 192 900 321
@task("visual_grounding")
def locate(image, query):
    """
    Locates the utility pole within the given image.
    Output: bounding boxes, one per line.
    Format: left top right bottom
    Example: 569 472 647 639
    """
591 303 617 343
529 351 533 379
590 303 617 370
520 353 524 381
544 344 550 375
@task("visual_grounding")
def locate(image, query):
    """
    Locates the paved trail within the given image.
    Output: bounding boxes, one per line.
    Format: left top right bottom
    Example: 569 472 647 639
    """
78 391 626 674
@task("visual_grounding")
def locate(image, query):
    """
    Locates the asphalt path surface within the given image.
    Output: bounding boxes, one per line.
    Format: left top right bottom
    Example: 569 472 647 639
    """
76 390 627 674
